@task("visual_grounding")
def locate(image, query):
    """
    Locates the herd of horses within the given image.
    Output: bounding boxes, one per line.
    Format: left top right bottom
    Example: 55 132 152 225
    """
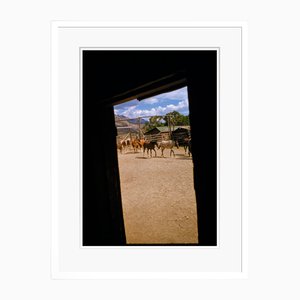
117 137 192 157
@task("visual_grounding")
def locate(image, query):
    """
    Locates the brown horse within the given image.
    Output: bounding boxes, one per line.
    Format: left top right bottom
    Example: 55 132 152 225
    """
117 141 123 154
131 138 142 153
118 138 131 153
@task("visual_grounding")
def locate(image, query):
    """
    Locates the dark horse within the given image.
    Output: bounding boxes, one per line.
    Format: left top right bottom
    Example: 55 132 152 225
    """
183 137 192 156
143 141 158 157
187 139 192 156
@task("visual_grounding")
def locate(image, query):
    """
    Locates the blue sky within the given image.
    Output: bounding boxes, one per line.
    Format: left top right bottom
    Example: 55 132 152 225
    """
114 87 189 119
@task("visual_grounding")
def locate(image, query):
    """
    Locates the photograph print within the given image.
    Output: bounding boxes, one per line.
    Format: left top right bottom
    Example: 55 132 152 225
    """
82 50 217 246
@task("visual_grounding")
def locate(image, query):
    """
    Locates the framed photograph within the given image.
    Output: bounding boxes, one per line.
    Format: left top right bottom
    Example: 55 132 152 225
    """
51 22 246 278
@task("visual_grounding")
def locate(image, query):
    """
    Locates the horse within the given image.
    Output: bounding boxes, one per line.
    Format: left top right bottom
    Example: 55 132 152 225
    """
120 139 131 153
117 141 123 154
187 139 192 156
139 138 146 148
131 138 142 153
183 137 191 155
126 139 131 148
143 141 158 157
157 140 179 157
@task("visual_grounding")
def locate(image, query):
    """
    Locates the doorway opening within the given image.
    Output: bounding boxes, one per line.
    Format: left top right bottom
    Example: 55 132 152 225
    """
114 87 198 245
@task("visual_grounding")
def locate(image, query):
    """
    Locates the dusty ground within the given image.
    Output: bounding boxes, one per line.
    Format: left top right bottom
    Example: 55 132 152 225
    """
117 146 198 244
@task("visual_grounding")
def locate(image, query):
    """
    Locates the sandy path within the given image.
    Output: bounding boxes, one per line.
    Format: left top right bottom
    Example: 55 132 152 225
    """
117 147 198 244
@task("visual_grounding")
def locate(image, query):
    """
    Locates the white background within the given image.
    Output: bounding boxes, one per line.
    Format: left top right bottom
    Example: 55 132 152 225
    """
0 0 299 299
54 28 241 275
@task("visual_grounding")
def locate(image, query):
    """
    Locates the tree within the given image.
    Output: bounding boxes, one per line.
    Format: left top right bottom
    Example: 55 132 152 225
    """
163 111 190 127
143 116 165 132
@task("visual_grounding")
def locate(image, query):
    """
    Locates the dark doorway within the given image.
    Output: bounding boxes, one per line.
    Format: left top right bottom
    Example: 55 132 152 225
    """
82 50 217 246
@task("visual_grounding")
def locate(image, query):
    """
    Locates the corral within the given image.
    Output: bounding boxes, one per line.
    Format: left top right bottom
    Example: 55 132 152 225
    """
117 146 198 244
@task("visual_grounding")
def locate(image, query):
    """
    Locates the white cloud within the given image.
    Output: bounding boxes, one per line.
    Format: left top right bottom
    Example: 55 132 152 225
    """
166 99 188 111
114 87 189 118
119 98 189 118
142 97 159 104
158 87 187 101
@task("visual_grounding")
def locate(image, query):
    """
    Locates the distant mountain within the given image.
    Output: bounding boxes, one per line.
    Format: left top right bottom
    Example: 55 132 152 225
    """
114 114 147 126
114 115 146 139
116 115 127 120
114 115 129 127
128 118 147 124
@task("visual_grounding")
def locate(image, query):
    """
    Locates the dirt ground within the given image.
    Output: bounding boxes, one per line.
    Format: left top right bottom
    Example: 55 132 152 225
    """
117 146 198 244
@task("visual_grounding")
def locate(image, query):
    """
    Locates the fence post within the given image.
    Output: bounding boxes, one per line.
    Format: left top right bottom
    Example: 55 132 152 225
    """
138 117 141 139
